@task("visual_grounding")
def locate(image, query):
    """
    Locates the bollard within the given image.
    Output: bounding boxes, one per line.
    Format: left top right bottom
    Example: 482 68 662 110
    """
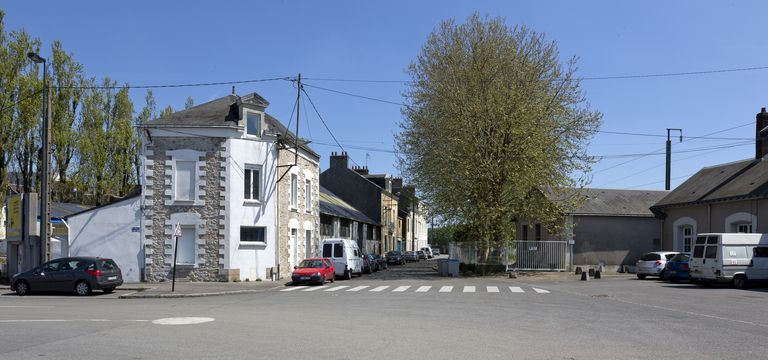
588 268 595 277
575 267 583 275
581 272 589 281
594 270 601 279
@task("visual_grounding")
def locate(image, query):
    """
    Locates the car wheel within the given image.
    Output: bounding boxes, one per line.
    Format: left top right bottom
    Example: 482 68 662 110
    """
732 275 747 289
102 287 116 294
75 281 92 296
669 278 679 283
345 270 352 280
14 281 30 296
330 274 335 283
636 274 646 280
658 270 666 280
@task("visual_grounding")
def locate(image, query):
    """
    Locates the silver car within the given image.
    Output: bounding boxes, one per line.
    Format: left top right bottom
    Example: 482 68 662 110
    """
635 251 679 279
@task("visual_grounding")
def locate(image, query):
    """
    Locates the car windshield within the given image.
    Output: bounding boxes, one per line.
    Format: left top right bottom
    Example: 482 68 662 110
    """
298 260 323 268
670 254 689 262
98 259 118 270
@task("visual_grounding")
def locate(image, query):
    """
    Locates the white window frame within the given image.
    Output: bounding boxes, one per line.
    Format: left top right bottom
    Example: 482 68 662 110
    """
244 109 263 137
243 164 262 203
240 226 267 244
305 179 312 213
290 173 298 210
682 226 693 253
736 223 753 233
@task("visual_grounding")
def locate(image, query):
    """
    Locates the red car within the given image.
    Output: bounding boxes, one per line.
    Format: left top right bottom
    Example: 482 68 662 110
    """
291 258 335 285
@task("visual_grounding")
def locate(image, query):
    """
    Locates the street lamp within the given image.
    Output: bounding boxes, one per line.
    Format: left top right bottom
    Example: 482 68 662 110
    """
28 51 51 266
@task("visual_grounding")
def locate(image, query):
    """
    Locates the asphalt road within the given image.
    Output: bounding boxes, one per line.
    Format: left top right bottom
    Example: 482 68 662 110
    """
2 258 767 359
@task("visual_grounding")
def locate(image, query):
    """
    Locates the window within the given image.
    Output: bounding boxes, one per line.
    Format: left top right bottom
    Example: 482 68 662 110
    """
42 260 62 272
521 225 528 240
695 236 706 245
305 179 312 212
246 112 261 136
333 243 343 257
754 247 768 258
682 226 693 253
693 245 705 258
241 226 266 243
322 244 332 257
244 165 261 201
640 253 661 261
339 219 350 238
704 246 718 259
737 223 753 233
175 161 195 201
290 174 298 209
535 224 542 241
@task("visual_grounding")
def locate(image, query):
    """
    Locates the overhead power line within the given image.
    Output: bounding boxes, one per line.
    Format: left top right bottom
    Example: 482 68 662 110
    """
301 86 361 167
56 76 291 90
597 130 750 141
302 83 407 106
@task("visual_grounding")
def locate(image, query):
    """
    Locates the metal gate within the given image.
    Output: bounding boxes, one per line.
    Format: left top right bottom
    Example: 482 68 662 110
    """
513 240 568 271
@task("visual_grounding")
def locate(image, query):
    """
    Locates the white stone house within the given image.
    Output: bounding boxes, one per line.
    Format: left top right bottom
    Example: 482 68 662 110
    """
139 92 303 282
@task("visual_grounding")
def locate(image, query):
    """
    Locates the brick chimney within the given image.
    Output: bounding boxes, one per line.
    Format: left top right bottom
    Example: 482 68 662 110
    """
330 151 349 169
756 108 768 159
392 177 403 190
352 166 369 175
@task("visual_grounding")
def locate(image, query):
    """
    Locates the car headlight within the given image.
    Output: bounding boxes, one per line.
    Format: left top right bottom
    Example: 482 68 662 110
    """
313 272 321 277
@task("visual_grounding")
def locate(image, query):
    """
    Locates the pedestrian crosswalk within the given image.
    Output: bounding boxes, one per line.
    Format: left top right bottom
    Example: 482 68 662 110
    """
279 284 549 294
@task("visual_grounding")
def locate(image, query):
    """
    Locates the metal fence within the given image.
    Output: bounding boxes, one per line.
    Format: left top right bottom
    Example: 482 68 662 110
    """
449 240 569 272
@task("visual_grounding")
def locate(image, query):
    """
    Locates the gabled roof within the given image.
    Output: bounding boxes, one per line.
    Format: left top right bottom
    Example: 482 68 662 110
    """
141 92 318 158
653 158 768 209
570 188 669 217
319 186 379 226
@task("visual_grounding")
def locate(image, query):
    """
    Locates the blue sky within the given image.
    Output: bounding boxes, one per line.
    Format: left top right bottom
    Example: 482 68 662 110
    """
3 1 768 190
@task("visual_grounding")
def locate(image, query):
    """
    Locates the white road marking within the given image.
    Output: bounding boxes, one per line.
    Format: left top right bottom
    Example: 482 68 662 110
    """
370 286 390 292
152 317 215 325
393 286 411 292
463 286 476 293
0 319 150 323
509 286 524 293
439 286 453 293
347 286 370 292
280 286 308 292
486 286 499 293
0 306 55 308
301 286 324 291
415 286 431 292
532 288 550 294
324 286 348 292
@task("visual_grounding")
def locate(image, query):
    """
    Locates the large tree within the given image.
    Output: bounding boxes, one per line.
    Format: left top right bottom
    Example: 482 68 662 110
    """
397 14 601 260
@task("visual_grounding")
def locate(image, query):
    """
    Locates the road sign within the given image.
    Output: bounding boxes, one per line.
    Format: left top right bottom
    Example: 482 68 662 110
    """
173 223 182 238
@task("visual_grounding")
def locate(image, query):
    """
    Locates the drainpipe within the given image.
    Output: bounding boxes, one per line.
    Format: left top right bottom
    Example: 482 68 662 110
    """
274 145 281 281
707 203 712 233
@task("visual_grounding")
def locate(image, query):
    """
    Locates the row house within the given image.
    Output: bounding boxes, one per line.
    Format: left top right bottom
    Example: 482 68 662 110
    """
59 91 320 282
319 186 380 251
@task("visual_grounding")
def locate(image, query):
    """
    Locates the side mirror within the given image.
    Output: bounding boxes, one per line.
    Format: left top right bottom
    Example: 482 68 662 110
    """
293 266 297 270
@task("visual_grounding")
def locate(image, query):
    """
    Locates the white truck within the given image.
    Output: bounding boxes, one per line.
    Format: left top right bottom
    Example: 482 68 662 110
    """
320 238 363 280
689 233 768 288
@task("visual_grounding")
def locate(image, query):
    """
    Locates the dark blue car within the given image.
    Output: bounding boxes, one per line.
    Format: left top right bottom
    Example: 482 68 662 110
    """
663 253 690 282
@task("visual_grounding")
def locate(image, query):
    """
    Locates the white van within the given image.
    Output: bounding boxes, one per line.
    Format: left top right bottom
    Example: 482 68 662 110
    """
421 246 433 259
690 233 768 288
321 239 363 280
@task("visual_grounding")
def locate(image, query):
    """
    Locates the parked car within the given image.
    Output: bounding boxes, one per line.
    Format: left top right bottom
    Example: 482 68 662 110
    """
386 251 406 265
365 254 381 272
432 249 441 256
362 255 374 274
421 247 433 258
404 251 419 262
291 258 335 285
417 250 427 260
372 254 388 270
636 251 679 279
663 253 691 282
12 257 123 296
321 238 363 280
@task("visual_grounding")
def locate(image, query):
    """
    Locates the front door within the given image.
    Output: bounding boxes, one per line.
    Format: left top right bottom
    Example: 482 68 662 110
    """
38 260 62 291
305 230 312 258
752 246 768 279
176 226 196 265
290 228 298 268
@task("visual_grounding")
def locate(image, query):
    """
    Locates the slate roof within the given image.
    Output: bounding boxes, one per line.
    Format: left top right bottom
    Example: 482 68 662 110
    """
143 92 318 158
50 202 94 219
569 188 669 217
652 158 768 209
319 186 379 225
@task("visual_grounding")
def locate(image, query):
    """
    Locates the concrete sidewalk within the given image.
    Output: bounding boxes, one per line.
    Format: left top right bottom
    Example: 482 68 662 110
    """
118 280 288 299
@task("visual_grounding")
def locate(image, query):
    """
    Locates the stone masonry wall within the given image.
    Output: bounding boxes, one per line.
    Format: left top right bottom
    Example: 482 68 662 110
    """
277 148 320 278
143 136 227 282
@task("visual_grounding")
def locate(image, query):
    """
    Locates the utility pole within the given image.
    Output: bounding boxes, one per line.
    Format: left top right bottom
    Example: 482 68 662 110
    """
665 128 683 191
28 52 51 264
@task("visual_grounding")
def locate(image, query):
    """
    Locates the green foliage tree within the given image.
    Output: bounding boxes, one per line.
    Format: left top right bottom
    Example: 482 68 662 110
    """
160 105 174 118
184 96 194 109
397 14 601 261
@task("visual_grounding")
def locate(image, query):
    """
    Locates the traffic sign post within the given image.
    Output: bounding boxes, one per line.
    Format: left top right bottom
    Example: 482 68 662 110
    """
172 223 181 292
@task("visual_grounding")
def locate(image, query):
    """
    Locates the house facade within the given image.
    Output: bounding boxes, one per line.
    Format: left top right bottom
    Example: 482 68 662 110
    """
651 108 768 252
517 188 667 269
275 123 321 278
319 186 380 248
319 152 390 254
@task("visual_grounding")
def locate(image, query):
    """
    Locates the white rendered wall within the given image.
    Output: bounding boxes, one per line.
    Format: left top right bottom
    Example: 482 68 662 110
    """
226 137 278 281
67 197 143 282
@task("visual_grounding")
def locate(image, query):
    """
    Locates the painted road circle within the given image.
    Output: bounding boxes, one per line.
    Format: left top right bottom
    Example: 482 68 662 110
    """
152 317 215 325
